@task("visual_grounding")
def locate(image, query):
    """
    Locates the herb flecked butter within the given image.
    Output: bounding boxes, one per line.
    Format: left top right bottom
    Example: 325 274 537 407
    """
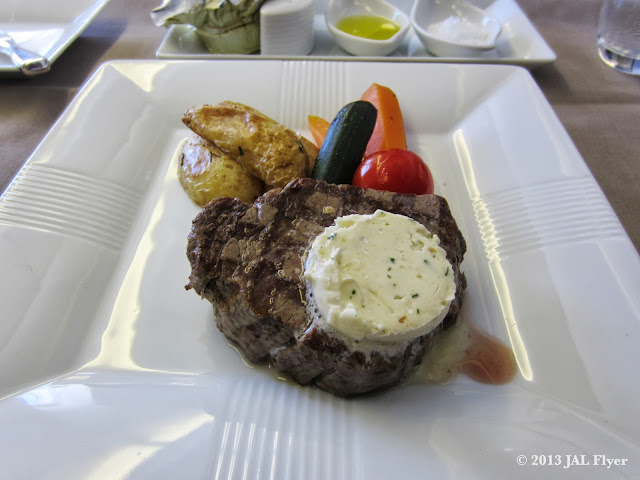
304 210 456 343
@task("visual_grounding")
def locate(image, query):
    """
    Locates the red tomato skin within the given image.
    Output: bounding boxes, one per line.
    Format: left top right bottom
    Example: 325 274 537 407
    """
352 149 434 195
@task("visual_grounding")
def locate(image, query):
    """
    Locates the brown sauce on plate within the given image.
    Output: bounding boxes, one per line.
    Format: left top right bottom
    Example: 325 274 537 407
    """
410 316 517 385
460 321 517 384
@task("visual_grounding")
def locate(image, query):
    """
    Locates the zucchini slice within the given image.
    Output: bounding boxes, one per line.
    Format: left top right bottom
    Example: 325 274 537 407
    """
311 100 377 184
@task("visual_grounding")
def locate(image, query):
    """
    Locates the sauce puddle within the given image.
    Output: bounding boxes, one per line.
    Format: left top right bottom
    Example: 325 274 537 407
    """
410 315 517 385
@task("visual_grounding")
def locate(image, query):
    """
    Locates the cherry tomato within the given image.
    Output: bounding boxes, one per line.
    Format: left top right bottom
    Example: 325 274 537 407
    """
352 149 434 195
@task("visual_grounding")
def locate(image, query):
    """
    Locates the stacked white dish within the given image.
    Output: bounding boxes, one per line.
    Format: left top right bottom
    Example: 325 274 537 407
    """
260 0 316 55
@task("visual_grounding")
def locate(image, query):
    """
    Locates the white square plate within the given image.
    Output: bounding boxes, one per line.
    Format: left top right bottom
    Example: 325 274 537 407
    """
156 0 556 68
0 0 110 74
0 60 638 479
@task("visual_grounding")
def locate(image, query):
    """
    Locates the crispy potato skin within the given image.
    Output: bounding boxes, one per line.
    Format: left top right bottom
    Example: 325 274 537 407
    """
178 133 264 206
182 101 318 188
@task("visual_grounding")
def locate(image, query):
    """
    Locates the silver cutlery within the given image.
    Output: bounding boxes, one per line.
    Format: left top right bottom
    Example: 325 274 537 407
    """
0 31 51 75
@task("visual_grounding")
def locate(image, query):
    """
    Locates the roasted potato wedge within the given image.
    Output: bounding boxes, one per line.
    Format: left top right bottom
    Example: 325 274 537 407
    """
182 101 318 188
178 133 264 206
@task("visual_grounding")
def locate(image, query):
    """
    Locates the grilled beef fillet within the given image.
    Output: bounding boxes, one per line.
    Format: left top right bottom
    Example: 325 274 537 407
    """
186 178 467 396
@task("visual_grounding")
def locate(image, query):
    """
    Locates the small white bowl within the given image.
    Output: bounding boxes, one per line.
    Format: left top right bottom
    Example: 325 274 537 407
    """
325 0 410 56
411 0 502 57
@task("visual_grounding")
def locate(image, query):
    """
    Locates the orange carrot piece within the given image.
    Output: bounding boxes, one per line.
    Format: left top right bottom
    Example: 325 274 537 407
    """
360 83 407 157
308 115 331 149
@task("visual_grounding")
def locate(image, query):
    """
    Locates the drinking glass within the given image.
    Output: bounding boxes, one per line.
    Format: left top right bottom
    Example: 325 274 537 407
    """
597 0 640 75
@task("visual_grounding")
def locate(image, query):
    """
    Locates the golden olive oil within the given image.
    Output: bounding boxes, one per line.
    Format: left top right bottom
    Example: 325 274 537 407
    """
336 15 401 40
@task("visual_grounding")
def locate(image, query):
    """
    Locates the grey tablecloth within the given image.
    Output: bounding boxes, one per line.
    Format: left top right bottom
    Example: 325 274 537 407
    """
1 0 639 253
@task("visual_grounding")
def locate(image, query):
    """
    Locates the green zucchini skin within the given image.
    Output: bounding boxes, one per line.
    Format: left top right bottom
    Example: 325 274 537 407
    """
311 100 377 185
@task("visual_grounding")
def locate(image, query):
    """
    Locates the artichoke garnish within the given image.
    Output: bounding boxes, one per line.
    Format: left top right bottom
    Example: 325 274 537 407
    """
151 0 267 54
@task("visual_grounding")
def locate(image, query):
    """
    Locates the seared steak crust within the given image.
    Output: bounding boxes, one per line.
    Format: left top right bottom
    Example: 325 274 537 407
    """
186 178 467 396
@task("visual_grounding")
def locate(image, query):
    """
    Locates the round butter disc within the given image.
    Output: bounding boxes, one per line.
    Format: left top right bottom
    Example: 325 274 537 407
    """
304 209 456 343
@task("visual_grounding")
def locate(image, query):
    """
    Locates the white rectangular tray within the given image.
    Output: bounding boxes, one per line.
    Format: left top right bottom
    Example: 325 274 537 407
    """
0 0 110 74
156 0 556 68
0 60 638 479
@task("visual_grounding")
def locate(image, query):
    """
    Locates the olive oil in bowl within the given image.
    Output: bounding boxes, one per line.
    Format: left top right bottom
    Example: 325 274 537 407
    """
325 0 410 56
337 15 401 40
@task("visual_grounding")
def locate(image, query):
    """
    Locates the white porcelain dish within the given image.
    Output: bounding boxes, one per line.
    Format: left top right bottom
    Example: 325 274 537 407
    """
1 59 639 478
0 0 110 75
324 0 410 56
411 0 502 57
156 0 555 67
